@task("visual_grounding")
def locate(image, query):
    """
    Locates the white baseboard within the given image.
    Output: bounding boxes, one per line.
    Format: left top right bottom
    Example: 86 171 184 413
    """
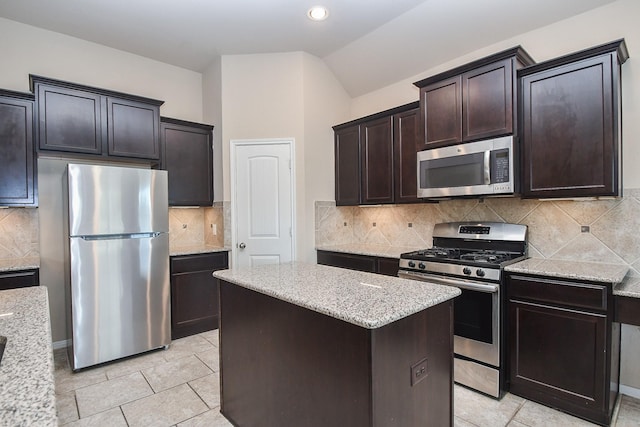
620 384 640 400
52 339 70 350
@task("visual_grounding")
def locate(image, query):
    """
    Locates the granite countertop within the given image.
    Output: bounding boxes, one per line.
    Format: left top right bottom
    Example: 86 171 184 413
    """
214 262 460 329
614 275 640 298
170 244 231 256
315 244 422 259
0 286 57 426
505 258 629 284
0 257 40 273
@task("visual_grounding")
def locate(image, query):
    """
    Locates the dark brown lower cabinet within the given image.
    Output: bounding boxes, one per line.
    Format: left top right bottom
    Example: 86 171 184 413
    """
507 274 620 426
316 250 399 277
219 280 454 427
0 269 39 291
170 251 228 339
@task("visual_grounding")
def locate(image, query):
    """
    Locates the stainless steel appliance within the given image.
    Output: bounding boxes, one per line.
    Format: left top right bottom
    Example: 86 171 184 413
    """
417 136 515 199
398 222 527 398
63 164 170 370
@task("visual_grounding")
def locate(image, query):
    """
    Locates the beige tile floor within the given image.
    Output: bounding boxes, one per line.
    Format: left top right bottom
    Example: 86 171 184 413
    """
54 330 640 426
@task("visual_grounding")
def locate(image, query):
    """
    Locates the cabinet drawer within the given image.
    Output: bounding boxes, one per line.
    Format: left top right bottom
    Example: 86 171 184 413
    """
0 269 39 290
317 250 377 273
508 275 607 312
171 252 228 274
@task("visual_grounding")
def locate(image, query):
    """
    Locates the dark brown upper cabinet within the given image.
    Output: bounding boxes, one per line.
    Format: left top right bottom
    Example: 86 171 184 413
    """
519 39 628 199
394 107 421 203
334 123 361 206
0 90 36 206
360 116 394 204
333 102 420 206
414 47 534 149
31 75 163 162
161 117 214 206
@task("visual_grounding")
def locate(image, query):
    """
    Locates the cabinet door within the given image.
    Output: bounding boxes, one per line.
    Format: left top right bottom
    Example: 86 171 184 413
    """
463 58 513 141
161 121 213 206
361 116 393 204
509 299 607 422
334 125 360 206
36 84 104 154
107 97 160 160
521 54 616 198
0 95 36 206
171 252 228 339
394 108 420 203
420 75 462 148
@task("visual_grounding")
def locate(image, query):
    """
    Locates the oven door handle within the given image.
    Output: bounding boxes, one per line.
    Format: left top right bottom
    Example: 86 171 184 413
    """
399 271 498 293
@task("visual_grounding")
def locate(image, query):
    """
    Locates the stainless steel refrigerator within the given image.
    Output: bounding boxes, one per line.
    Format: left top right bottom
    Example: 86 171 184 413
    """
63 163 170 370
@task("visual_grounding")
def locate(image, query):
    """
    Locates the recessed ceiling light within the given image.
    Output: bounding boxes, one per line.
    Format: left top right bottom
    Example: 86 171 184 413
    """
307 6 329 21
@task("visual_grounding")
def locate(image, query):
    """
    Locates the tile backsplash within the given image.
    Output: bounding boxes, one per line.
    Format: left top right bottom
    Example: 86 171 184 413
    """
0 208 39 261
316 189 640 277
0 204 225 263
169 205 225 248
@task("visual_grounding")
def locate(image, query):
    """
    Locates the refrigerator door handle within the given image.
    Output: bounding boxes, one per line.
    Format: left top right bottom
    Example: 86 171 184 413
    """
80 232 163 241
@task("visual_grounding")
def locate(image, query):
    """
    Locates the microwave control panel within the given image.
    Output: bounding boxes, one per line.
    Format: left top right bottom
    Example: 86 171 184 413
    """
490 149 510 183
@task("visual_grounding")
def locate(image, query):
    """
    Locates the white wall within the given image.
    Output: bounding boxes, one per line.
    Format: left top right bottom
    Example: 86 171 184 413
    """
0 17 203 121
350 0 640 187
202 58 224 202
218 52 350 262
301 53 351 262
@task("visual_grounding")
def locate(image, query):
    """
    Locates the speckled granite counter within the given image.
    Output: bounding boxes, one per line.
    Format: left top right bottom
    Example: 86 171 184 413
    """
315 244 422 259
214 261 460 329
0 286 57 426
614 276 640 298
504 258 629 284
0 257 40 273
170 244 230 256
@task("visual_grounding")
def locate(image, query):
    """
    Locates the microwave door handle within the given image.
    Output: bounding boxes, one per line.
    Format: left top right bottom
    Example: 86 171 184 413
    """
484 150 491 185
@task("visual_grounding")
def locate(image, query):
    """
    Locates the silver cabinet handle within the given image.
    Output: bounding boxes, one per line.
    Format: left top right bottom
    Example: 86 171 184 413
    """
238 242 246 249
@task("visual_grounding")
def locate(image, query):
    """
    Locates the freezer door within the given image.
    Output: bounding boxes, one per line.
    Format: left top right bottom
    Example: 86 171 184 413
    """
69 233 170 370
67 163 168 236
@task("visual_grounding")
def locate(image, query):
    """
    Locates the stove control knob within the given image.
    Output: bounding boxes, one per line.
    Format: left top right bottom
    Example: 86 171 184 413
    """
418 262 426 270
476 269 486 277
408 261 416 268
463 267 472 275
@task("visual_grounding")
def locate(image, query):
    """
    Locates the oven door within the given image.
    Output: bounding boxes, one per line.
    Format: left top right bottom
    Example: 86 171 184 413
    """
398 270 500 367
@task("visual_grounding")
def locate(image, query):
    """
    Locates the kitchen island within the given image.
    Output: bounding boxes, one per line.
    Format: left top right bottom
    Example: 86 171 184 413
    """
213 262 460 427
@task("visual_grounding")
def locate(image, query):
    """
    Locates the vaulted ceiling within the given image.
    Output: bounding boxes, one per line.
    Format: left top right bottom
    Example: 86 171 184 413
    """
0 0 616 96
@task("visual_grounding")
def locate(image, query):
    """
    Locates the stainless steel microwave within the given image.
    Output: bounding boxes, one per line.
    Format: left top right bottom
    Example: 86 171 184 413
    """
417 136 515 198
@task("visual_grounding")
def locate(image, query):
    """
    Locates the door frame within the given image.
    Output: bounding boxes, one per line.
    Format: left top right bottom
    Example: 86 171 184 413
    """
230 138 296 268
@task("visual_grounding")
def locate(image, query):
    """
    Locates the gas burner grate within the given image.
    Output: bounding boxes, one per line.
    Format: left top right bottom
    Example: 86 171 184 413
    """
417 247 460 259
459 250 512 264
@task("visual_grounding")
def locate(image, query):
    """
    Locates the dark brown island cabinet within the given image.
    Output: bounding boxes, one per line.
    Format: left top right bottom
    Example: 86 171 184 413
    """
519 39 628 198
170 251 228 339
333 102 420 206
30 75 163 162
160 117 214 206
0 269 39 291
506 273 620 426
216 267 455 427
414 46 534 149
0 90 37 206
317 250 399 277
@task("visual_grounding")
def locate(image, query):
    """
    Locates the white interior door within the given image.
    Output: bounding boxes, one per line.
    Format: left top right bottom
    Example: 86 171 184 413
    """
232 140 294 268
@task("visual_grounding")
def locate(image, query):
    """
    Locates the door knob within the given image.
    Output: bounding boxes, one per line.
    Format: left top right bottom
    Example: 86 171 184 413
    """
239 242 246 249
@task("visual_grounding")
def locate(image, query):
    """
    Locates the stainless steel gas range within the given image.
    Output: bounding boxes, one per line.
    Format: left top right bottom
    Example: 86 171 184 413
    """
398 222 528 398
